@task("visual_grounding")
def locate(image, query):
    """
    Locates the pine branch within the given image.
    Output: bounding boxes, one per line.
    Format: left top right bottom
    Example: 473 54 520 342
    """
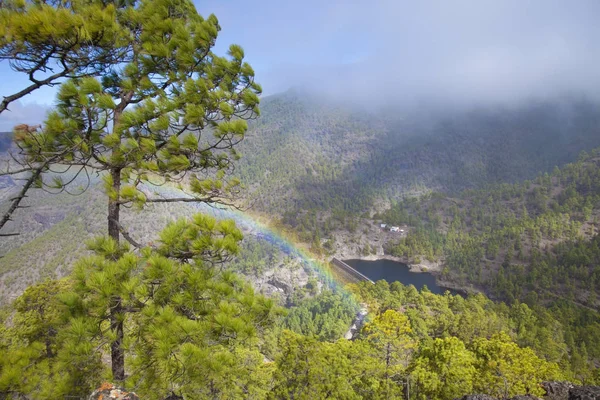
0 166 37 176
109 218 144 249
0 67 73 114
0 164 44 233
0 142 81 234
142 196 242 210
144 196 219 203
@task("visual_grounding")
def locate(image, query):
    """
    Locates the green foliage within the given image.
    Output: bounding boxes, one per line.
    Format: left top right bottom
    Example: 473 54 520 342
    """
0 280 103 398
228 236 280 276
411 337 476 400
382 151 600 299
270 331 360 399
378 151 600 374
1 215 282 399
270 285 565 400
7 0 262 227
4 0 262 383
471 333 563 398
0 0 128 112
1 257 584 399
349 280 586 385
282 291 358 341
361 310 416 398
238 94 600 227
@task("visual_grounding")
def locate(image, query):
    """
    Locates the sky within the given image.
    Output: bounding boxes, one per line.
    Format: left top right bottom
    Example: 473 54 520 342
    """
2 0 600 129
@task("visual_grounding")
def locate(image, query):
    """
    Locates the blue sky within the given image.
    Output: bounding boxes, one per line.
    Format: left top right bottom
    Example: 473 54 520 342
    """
2 0 600 129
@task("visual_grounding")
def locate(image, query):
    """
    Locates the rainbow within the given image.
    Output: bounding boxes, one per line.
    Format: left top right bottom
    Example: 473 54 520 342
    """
145 183 362 305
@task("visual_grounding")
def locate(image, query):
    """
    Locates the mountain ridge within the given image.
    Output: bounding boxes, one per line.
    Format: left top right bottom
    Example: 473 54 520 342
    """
238 92 600 216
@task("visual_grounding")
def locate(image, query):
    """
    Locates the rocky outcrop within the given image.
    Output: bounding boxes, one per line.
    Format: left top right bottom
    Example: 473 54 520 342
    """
511 396 542 400
542 382 574 400
568 386 600 400
250 258 312 299
457 396 540 400
456 383 600 400
88 383 139 400
32 212 66 228
344 305 368 340
541 382 600 400
267 276 293 293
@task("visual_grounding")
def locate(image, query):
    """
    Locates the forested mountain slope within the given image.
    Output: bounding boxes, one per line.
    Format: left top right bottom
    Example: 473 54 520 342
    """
380 150 600 308
0 179 317 306
238 91 600 215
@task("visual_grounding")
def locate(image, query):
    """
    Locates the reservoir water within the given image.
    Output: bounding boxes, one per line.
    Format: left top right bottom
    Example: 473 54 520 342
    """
344 258 454 295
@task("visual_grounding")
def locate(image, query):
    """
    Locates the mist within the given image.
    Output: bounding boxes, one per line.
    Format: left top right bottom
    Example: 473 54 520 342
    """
2 0 600 130
203 0 600 109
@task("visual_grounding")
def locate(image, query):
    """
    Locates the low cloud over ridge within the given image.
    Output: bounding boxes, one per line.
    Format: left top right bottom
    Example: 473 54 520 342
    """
204 0 600 106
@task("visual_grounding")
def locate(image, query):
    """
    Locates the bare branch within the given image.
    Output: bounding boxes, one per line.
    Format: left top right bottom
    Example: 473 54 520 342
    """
0 164 44 233
0 141 82 233
109 218 144 249
0 67 74 114
0 166 37 176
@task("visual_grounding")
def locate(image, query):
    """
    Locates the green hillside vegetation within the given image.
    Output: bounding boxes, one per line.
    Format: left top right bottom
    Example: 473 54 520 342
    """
0 184 193 304
3 89 600 400
281 290 359 341
379 149 600 307
238 92 600 219
373 150 600 378
4 254 596 399
2 0 600 396
0 183 323 306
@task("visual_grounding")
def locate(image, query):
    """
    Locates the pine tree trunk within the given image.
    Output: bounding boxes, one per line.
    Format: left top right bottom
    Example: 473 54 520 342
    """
108 168 121 244
110 297 125 381
107 167 125 381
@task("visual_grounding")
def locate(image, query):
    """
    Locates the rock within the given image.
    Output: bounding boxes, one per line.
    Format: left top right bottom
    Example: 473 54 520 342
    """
454 385 600 400
456 395 540 400
267 277 292 293
568 386 600 400
542 381 573 400
541 382 600 400
344 305 369 340
88 383 139 400
163 394 184 400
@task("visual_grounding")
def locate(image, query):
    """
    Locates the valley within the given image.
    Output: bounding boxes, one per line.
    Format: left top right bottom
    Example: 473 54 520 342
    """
2 92 600 396
3 1 600 398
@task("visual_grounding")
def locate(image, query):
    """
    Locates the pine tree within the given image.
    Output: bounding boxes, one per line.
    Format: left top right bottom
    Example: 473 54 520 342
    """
362 309 416 399
471 332 563 398
0 0 129 114
61 215 278 397
5 0 260 382
410 336 476 400
0 280 103 398
0 215 280 398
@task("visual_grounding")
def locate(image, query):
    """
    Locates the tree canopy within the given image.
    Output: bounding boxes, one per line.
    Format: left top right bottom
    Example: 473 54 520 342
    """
0 0 132 114
1 0 262 382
